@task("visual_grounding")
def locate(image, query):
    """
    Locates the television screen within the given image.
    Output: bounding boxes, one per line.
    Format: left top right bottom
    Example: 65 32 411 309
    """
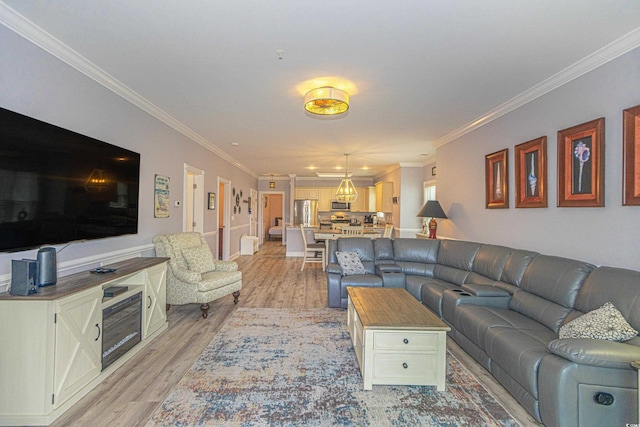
0 107 140 252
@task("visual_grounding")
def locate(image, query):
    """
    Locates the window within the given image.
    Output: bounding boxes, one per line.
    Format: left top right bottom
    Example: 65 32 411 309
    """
424 181 436 202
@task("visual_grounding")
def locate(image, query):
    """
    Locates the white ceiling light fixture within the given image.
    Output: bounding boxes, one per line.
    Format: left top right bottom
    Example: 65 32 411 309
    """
304 86 349 115
335 154 358 202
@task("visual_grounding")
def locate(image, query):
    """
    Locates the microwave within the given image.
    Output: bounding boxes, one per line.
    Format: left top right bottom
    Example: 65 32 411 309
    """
331 201 351 211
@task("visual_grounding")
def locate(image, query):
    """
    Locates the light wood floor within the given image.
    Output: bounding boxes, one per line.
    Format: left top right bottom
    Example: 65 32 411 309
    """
52 241 541 427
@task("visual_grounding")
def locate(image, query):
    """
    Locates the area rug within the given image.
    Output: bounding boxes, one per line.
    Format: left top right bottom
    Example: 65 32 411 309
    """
146 308 519 426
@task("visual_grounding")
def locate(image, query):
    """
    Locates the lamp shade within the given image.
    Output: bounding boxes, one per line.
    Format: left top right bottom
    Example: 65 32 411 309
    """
417 200 447 219
304 87 349 115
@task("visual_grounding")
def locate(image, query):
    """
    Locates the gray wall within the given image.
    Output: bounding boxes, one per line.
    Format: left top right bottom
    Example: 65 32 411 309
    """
437 46 640 270
0 25 256 288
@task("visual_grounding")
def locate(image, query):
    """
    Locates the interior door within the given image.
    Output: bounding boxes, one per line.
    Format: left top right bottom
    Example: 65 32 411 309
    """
250 188 258 236
183 164 204 233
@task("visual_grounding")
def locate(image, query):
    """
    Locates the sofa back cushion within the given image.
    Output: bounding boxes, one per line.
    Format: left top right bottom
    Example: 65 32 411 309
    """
471 244 513 280
436 240 481 270
336 238 376 274
509 255 594 332
373 238 394 263
573 267 640 334
500 249 538 287
392 238 440 263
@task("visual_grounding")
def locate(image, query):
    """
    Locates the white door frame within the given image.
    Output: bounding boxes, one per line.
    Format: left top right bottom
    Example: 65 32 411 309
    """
218 177 231 260
259 190 286 245
249 188 258 237
183 164 204 233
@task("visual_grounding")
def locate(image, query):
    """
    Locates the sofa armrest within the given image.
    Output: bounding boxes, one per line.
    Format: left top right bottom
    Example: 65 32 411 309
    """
213 260 238 272
547 338 640 370
170 263 202 283
461 283 510 297
326 262 343 275
376 263 402 273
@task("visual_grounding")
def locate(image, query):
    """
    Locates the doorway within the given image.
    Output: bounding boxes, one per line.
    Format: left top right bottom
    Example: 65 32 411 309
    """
183 164 204 233
259 191 285 245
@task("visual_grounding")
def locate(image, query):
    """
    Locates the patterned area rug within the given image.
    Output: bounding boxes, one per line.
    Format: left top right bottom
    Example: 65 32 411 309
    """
147 308 519 426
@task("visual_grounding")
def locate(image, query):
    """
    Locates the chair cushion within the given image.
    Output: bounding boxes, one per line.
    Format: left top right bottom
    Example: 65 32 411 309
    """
559 302 638 342
336 251 366 276
199 270 242 292
182 244 215 273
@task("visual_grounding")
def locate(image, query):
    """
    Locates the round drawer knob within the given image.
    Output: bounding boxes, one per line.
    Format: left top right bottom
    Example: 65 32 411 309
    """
402 362 408 369
403 338 409 344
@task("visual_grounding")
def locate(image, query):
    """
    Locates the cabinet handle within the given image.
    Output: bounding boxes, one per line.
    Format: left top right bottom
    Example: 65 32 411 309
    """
147 295 152 309
95 323 101 341
403 338 409 344
402 363 408 369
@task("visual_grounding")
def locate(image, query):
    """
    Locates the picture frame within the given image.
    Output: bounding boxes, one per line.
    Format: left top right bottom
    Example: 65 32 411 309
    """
623 104 640 205
431 166 437 176
208 192 216 210
485 149 509 209
557 118 605 207
154 174 170 218
515 136 547 208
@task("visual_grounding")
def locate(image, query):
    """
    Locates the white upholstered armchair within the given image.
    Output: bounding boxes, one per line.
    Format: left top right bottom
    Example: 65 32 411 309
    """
153 232 242 318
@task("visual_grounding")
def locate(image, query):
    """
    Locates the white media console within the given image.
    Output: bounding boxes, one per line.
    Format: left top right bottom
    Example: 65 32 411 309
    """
0 257 169 426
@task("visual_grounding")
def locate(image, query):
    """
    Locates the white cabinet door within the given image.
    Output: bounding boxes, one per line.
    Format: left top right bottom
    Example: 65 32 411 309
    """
144 263 167 338
53 287 102 408
318 188 333 211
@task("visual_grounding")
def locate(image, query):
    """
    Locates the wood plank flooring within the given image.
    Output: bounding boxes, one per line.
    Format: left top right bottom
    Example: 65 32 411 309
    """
51 241 541 427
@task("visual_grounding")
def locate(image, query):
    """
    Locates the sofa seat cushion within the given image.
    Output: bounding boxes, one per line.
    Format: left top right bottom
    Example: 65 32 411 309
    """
484 325 557 399
340 275 383 298
420 278 461 316
454 306 552 355
198 270 242 292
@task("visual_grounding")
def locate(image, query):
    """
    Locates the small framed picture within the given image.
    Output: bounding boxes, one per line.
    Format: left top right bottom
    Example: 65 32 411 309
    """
623 104 640 206
208 192 216 210
485 149 509 209
515 136 547 208
557 118 605 207
431 166 437 176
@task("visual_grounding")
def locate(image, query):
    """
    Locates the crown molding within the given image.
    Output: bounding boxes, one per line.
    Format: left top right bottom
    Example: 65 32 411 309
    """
0 2 258 179
433 26 640 148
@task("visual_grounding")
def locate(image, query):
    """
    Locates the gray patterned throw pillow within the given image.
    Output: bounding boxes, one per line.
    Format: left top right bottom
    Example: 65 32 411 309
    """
559 302 638 342
335 251 366 276
182 244 215 273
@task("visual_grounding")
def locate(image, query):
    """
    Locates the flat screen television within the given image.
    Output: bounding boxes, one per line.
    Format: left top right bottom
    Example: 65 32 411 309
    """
0 107 140 252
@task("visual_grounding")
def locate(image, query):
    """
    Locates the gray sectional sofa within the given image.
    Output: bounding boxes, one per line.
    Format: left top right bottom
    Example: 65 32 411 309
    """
326 237 640 427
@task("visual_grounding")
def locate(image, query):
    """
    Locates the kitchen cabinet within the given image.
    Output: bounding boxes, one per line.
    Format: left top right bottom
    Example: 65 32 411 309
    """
375 182 394 213
295 188 319 199
0 257 168 426
318 188 333 211
350 187 369 212
368 186 377 212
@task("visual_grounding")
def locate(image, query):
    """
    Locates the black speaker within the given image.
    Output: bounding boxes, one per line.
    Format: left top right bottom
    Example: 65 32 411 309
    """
37 247 57 287
10 259 38 296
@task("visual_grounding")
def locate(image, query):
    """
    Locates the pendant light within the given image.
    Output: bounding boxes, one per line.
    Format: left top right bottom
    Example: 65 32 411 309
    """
269 175 276 189
335 154 358 202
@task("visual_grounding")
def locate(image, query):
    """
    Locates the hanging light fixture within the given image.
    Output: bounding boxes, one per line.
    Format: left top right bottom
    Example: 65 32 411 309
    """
304 86 349 115
84 169 108 192
269 174 276 189
335 154 358 202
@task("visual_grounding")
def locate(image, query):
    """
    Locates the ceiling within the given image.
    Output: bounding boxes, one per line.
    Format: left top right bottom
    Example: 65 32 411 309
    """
3 1 640 179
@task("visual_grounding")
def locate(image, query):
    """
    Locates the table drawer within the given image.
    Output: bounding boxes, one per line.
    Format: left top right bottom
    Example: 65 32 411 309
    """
373 352 439 382
373 331 438 351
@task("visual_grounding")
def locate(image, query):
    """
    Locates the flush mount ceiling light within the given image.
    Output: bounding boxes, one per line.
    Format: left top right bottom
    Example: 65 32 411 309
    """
304 86 349 115
335 154 358 202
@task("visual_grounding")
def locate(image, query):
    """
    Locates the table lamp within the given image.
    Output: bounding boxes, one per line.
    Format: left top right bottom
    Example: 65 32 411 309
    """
417 200 447 239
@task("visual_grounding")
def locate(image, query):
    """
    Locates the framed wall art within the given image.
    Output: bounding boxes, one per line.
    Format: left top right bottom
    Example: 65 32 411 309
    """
485 148 509 209
515 136 547 208
208 192 216 210
623 104 640 205
154 174 170 218
557 118 604 207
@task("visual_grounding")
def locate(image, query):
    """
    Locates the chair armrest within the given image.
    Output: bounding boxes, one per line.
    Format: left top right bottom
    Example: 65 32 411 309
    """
461 283 510 297
326 262 343 275
547 338 640 370
213 260 238 272
170 263 202 283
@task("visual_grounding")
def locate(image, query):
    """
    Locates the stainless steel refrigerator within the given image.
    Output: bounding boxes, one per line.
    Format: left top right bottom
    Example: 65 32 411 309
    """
293 199 318 227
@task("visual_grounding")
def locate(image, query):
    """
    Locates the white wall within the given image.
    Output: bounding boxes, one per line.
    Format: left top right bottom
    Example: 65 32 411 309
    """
0 25 256 288
437 46 640 270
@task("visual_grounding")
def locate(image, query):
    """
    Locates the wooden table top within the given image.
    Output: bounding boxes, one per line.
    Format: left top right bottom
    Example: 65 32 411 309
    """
347 287 450 331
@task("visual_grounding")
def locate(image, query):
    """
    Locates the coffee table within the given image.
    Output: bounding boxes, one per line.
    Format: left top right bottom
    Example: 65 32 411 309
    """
346 286 450 390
